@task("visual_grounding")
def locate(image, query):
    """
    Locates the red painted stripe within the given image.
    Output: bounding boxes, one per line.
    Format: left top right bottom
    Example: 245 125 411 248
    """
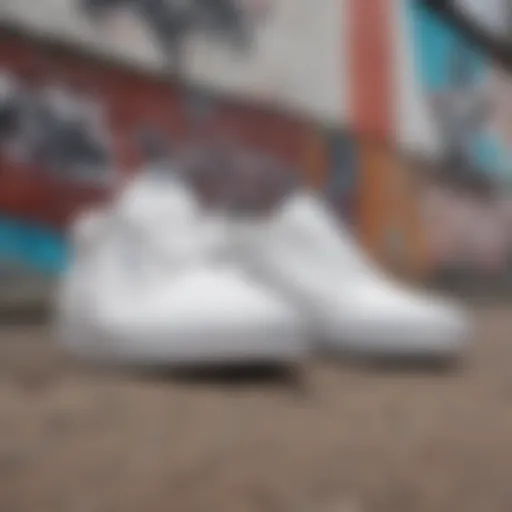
349 0 394 142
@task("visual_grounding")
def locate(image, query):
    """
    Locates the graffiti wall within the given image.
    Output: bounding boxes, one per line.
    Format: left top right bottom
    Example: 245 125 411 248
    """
397 1 512 286
0 68 114 184
0 0 347 124
5 0 488 282
0 41 117 275
0 31 339 275
420 172 512 285
408 2 512 178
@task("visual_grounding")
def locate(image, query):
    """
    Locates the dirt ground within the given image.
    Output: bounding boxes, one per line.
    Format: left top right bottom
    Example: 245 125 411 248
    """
1 306 512 512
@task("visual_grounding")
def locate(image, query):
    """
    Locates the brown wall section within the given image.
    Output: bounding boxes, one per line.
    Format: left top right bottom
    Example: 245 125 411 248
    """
357 141 390 260
357 141 430 279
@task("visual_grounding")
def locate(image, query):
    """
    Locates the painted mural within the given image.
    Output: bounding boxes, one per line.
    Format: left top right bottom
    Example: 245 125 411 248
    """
78 0 270 68
407 1 512 287
0 0 344 124
0 63 115 274
0 28 324 276
0 68 113 184
408 1 512 180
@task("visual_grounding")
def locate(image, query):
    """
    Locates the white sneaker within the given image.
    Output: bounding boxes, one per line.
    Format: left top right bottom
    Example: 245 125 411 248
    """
56 170 308 366
233 191 470 360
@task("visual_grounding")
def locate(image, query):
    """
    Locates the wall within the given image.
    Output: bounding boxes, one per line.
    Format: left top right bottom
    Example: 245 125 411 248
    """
0 0 348 125
335 0 512 286
0 32 360 275
0 0 380 277
6 0 510 287
0 0 418 279
397 1 512 287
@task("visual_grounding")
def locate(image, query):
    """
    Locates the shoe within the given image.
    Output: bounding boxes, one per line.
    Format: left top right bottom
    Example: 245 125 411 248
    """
233 191 470 360
56 169 308 366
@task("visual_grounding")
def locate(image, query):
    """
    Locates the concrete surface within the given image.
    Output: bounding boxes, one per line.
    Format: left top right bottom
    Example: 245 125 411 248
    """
0 306 511 512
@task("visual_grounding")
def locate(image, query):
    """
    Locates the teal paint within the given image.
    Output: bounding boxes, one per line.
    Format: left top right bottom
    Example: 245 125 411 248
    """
405 0 512 181
0 217 68 275
406 1 486 91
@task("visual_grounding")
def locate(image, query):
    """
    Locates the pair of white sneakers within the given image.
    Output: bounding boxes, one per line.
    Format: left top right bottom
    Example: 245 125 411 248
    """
56 168 470 366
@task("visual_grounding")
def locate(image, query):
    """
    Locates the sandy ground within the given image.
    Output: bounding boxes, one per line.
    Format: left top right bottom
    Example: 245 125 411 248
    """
1 306 512 512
